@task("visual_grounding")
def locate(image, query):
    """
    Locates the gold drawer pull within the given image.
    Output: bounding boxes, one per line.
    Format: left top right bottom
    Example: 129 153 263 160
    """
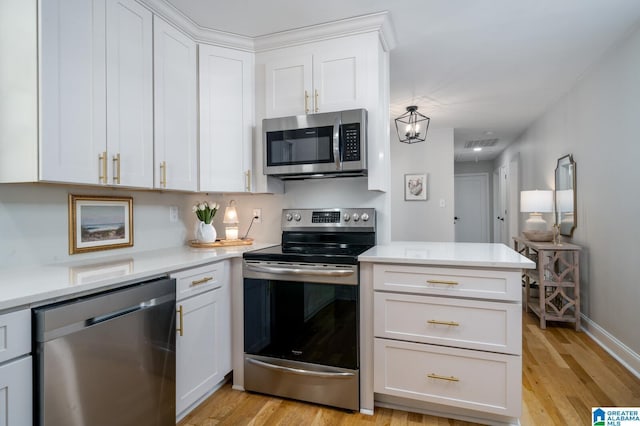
427 320 460 327
112 153 121 184
191 276 213 286
314 89 319 112
427 279 459 286
427 373 460 382
99 151 107 183
304 90 310 113
160 161 167 187
176 305 184 336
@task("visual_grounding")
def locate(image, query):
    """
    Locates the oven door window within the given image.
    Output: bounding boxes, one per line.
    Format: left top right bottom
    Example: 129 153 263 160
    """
266 126 334 167
244 279 358 370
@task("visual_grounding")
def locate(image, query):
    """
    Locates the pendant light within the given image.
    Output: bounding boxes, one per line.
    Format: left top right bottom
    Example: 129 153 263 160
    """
395 106 430 144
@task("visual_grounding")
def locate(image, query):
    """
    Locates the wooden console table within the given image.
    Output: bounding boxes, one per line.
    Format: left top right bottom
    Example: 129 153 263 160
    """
513 236 581 330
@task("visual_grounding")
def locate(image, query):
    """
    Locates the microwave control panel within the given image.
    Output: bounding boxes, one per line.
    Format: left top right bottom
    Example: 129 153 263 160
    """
342 123 361 162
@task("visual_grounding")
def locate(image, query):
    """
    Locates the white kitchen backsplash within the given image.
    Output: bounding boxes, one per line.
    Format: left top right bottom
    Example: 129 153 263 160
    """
0 184 190 267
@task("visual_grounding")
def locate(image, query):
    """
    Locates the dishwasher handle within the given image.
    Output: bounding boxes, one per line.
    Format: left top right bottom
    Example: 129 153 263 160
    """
86 304 144 326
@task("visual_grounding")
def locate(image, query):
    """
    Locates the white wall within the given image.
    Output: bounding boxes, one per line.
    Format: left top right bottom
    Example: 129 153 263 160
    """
0 183 192 267
391 127 455 241
496 23 640 362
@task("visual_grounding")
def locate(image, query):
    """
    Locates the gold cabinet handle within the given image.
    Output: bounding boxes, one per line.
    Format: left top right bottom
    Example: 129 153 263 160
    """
112 153 121 184
304 90 310 113
99 151 107 183
245 170 251 192
176 305 184 336
427 320 460 327
314 89 319 112
191 276 213 286
427 279 459 286
427 373 459 382
160 161 167 188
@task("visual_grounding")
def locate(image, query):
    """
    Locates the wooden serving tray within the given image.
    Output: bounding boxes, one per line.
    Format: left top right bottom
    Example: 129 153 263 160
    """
188 238 253 248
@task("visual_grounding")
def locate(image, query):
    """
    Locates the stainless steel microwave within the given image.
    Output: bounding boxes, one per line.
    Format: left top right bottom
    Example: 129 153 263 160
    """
263 108 367 179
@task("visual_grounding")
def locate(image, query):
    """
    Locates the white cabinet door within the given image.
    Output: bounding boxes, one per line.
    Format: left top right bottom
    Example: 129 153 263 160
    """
0 356 32 426
312 46 366 113
265 54 312 118
105 0 153 188
175 266 230 418
199 44 254 192
40 0 106 184
153 17 198 191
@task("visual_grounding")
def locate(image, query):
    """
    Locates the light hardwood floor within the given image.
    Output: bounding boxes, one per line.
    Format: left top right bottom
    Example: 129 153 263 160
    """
179 312 640 425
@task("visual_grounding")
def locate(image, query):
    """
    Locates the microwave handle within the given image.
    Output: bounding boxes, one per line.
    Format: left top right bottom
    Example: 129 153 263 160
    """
333 117 342 170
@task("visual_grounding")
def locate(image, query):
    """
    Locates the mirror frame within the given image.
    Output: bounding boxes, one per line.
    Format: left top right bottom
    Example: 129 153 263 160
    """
555 154 577 237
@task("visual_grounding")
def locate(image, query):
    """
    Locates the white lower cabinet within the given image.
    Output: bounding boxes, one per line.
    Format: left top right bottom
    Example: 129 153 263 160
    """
173 262 231 419
372 263 522 421
0 309 32 426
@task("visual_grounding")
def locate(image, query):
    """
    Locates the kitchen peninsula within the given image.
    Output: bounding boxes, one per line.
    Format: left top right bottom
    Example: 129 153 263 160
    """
358 242 535 425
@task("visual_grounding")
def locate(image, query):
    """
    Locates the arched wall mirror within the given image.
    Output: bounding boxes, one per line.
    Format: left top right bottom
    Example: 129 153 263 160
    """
555 154 576 237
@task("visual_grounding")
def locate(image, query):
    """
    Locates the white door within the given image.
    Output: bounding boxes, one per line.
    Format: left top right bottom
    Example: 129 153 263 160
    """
105 0 153 188
507 158 520 245
265 54 312 117
40 0 106 184
454 173 489 243
153 17 198 191
199 44 254 192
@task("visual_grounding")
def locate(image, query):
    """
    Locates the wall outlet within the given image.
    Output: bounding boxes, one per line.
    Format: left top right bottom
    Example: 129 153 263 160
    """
252 208 262 223
439 199 446 208
169 206 179 223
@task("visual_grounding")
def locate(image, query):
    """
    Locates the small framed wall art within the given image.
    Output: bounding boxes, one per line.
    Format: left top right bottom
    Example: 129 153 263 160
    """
404 173 428 201
68 194 134 254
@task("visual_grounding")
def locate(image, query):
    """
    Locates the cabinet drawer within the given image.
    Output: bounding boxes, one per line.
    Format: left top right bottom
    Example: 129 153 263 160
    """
0 355 32 425
374 293 521 355
374 338 521 417
172 261 228 301
373 264 521 301
0 309 31 364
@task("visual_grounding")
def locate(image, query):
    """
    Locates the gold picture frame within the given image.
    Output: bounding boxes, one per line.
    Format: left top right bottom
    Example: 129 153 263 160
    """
68 195 134 254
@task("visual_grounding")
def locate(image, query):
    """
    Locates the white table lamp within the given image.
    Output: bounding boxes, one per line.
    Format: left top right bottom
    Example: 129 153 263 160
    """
520 190 554 240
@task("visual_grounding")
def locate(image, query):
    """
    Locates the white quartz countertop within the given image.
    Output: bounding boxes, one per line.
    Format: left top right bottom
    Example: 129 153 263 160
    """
359 242 536 269
0 243 276 312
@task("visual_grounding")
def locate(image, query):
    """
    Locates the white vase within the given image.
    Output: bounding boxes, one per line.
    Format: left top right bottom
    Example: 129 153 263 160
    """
197 221 217 243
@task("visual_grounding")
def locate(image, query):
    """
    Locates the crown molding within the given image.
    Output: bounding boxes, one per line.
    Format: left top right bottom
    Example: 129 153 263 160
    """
254 11 396 53
138 1 395 53
138 0 255 51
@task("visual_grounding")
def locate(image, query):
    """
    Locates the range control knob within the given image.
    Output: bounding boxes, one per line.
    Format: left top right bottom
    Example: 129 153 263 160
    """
293 213 302 222
352 213 360 222
343 213 351 222
361 213 370 222
285 213 293 221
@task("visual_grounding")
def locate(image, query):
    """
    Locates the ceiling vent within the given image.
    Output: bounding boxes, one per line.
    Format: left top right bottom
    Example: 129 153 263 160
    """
464 138 499 149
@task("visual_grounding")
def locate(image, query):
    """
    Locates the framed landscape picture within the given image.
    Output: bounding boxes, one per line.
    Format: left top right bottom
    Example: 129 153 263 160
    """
68 195 133 254
404 173 428 201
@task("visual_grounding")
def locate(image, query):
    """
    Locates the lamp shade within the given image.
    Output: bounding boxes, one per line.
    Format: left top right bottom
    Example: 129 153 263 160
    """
223 200 238 224
520 190 553 213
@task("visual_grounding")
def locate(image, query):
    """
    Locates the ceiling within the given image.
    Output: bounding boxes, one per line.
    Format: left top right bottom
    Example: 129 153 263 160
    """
164 0 640 162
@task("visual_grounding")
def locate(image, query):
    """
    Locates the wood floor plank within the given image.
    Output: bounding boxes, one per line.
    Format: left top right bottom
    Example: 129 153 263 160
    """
179 311 640 426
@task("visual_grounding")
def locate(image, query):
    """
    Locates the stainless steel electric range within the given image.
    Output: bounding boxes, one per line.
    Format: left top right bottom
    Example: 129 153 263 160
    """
242 207 376 411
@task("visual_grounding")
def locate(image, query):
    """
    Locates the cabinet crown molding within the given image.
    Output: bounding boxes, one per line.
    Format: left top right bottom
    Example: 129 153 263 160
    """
138 0 395 52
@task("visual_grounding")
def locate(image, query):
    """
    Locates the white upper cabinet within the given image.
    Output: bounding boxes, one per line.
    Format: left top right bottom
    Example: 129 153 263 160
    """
264 41 367 118
265 54 312 118
105 0 153 188
39 0 107 184
199 44 254 192
36 0 153 187
153 17 198 192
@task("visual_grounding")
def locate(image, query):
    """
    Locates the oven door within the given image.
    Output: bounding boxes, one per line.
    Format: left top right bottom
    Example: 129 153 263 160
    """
243 261 358 369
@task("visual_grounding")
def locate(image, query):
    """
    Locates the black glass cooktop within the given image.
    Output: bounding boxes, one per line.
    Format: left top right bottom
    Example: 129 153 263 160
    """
243 244 373 265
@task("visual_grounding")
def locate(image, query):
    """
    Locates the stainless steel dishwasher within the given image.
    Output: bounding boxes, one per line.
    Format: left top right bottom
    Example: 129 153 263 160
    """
33 277 176 426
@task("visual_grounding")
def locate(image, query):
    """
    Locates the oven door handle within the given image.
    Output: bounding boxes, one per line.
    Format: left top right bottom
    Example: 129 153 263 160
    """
333 116 342 170
245 264 355 277
247 358 355 378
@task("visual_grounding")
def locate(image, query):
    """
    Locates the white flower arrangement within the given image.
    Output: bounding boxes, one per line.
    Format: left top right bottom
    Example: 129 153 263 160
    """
192 201 220 224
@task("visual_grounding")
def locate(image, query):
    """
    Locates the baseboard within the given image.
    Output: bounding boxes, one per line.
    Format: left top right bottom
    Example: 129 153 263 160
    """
580 313 640 380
